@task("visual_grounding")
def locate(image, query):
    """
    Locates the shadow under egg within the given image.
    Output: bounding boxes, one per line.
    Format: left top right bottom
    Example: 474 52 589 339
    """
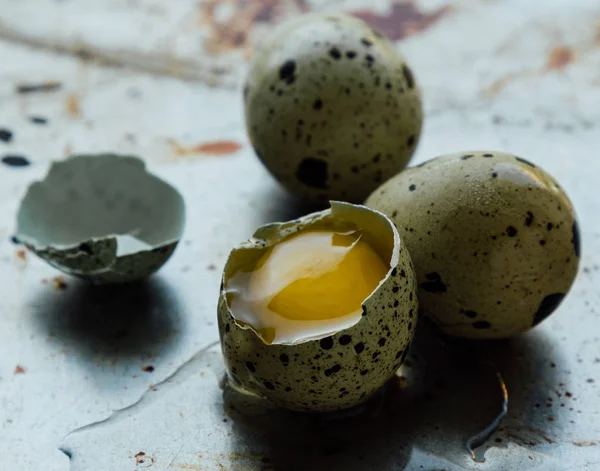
29 277 183 365
222 318 569 470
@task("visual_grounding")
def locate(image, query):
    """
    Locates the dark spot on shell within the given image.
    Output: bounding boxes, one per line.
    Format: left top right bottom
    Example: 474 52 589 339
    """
393 300 399 308
407 135 416 147
245 362 256 372
392 286 399 293
264 381 275 390
346 51 357 59
285 387 292 392
547 223 554 231
409 184 416 192
360 369 369 375
280 354 289 365
372 351 380 360
532 293 565 326
361 38 373 47
278 60 296 84
492 172 498 178
400 269 406 277
79 243 93 255
224 323 230 333
525 211 534 226
483 153 494 158
539 240 546 246
461 154 474 160
472 321 491 329
329 48 342 60
572 221 581 257
463 310 477 318
378 338 386 346
320 336 334 350
391 268 397 277
420 272 447 293
402 64 415 88
515 156 536 167
0 129 14 142
2 155 30 167
339 335 352 346
313 99 323 110
354 342 365 354
506 226 517 237
295 158 328 189
324 364 341 377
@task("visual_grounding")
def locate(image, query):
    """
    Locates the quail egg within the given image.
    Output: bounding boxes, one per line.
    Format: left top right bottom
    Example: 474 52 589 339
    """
366 151 580 339
15 154 185 284
244 12 422 204
217 201 418 412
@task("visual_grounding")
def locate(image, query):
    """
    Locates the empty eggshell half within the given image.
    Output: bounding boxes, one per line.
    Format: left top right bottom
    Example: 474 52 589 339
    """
15 154 185 284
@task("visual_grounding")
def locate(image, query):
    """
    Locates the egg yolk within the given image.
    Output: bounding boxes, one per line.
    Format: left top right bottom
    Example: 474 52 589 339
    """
228 229 388 344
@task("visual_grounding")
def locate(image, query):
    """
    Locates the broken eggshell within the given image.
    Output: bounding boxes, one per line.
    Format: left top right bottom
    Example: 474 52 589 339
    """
15 154 185 284
217 201 418 412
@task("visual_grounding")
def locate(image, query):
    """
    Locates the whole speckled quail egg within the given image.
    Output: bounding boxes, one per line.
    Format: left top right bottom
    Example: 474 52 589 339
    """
366 151 580 339
244 13 422 204
217 201 418 412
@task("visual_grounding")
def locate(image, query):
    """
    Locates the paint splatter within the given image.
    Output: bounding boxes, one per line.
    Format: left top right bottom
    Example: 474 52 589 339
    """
351 1 451 41
53 276 68 290
66 94 81 118
2 155 30 167
170 139 242 156
546 46 575 71
197 0 309 55
16 81 62 94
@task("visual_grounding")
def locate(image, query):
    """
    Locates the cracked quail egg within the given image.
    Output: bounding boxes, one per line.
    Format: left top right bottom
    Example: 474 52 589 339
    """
366 151 580 339
15 154 185 284
244 12 422 204
217 201 418 412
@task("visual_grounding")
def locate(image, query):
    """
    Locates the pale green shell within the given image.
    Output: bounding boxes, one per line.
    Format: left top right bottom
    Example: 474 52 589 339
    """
16 154 185 284
366 151 580 339
244 13 422 203
217 202 418 412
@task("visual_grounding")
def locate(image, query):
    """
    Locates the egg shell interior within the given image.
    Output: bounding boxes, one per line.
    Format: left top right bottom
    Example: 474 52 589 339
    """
16 154 185 283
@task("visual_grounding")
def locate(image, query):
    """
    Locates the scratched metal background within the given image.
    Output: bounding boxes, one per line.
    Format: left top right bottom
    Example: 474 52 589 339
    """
1 0 599 470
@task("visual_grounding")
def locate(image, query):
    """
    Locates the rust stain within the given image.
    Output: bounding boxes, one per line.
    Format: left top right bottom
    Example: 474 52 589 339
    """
170 139 242 157
198 0 309 55
134 451 156 465
53 276 68 290
351 1 451 41
574 441 598 447
546 46 575 71
16 249 27 261
14 365 26 374
66 94 81 118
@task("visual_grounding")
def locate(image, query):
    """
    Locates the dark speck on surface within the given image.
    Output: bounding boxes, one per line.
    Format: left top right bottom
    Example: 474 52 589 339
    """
0 128 13 142
29 116 48 125
142 365 155 373
2 155 30 167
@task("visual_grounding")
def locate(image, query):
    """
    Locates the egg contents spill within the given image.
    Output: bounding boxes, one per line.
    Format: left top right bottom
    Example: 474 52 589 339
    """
218 202 418 412
226 228 388 344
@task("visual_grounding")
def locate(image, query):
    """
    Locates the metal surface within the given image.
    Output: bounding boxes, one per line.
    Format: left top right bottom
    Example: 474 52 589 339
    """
0 0 599 469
